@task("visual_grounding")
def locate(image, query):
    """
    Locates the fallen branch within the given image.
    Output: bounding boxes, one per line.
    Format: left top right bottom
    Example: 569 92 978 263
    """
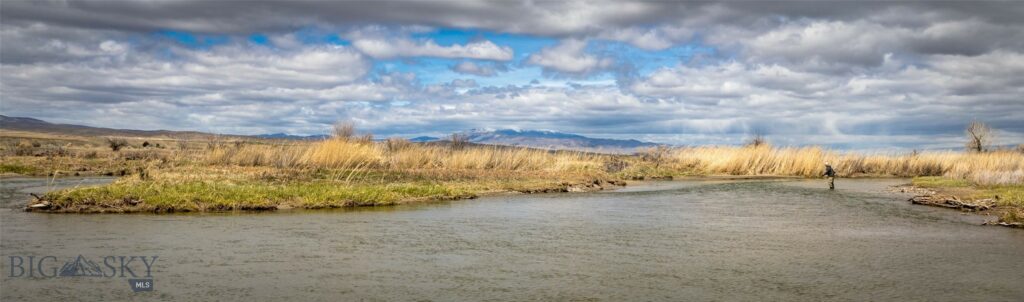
908 195 995 211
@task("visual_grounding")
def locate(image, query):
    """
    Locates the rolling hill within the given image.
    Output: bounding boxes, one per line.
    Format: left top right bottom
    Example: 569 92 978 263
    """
0 115 226 139
457 129 661 152
1 115 663 152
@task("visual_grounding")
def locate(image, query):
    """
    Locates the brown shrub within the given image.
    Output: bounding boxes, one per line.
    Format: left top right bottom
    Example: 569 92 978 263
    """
385 138 412 153
14 140 35 156
332 121 356 140
449 133 470 150
106 138 128 151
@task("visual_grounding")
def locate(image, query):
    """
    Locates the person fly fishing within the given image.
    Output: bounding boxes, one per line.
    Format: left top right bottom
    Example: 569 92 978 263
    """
823 162 836 190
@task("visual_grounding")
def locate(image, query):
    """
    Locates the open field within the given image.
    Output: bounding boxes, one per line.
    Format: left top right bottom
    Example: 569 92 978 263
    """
2 129 1022 224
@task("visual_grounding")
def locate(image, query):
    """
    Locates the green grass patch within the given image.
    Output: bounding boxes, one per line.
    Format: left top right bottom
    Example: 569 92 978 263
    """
43 179 476 212
977 185 1024 207
0 163 39 175
616 164 690 180
911 176 972 188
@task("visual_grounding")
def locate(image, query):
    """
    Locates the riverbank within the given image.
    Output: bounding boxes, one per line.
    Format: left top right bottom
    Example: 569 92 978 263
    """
893 177 1024 227
22 165 625 213
909 177 1019 227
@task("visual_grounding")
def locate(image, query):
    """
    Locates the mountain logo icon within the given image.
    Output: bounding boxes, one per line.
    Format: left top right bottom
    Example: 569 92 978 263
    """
59 255 104 277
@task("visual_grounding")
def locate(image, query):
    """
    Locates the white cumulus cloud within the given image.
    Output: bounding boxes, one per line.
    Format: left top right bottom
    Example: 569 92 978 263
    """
352 38 513 60
526 39 613 74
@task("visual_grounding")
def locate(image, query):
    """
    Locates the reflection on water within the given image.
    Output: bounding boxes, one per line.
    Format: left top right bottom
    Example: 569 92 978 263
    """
0 177 116 209
2 178 1022 301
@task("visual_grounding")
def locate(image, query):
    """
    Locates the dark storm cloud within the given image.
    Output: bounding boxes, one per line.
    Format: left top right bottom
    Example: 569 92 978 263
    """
4 1 1023 35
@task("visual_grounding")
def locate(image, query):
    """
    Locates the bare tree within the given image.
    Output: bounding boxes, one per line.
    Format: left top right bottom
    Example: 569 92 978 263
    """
332 121 356 140
746 134 768 147
449 133 470 150
965 121 993 153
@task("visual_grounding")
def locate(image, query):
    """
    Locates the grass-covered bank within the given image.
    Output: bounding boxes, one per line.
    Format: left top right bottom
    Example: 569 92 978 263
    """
37 178 471 212
27 165 622 213
907 177 1024 226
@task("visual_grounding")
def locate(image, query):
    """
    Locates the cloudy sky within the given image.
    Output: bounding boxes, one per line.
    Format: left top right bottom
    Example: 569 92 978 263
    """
2 1 1023 150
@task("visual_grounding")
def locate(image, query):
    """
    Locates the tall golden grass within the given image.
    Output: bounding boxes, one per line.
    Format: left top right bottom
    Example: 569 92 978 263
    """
202 138 1024 185
666 145 1024 185
205 138 606 173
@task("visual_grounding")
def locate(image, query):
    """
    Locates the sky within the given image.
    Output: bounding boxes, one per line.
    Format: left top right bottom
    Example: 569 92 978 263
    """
1 1 1023 150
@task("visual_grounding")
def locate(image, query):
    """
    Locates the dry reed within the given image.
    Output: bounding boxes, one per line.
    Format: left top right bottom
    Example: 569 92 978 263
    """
203 137 607 174
668 145 1024 184
201 139 1023 185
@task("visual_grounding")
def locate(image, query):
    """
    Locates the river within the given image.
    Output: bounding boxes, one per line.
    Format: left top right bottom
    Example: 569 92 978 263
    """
1 177 1022 301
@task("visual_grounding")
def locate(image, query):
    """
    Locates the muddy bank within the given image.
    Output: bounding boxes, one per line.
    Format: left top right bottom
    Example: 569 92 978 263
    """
516 179 625 193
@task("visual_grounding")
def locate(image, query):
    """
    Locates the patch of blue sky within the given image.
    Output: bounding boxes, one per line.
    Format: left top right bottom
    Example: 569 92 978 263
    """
287 27 349 46
472 65 544 87
487 33 558 61
373 57 559 89
588 40 718 74
248 34 269 45
370 58 441 84
153 30 229 49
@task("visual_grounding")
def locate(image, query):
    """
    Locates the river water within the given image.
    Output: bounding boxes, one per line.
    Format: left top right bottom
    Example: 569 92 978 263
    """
1 177 1022 301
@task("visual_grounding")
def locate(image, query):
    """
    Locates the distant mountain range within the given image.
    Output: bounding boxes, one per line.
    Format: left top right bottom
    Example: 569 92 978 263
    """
258 130 662 152
0 115 225 139
457 129 660 152
409 136 441 143
253 133 329 140
0 115 663 152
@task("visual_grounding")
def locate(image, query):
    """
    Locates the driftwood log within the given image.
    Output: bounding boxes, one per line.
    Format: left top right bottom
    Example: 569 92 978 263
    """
909 195 995 211
26 193 53 210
